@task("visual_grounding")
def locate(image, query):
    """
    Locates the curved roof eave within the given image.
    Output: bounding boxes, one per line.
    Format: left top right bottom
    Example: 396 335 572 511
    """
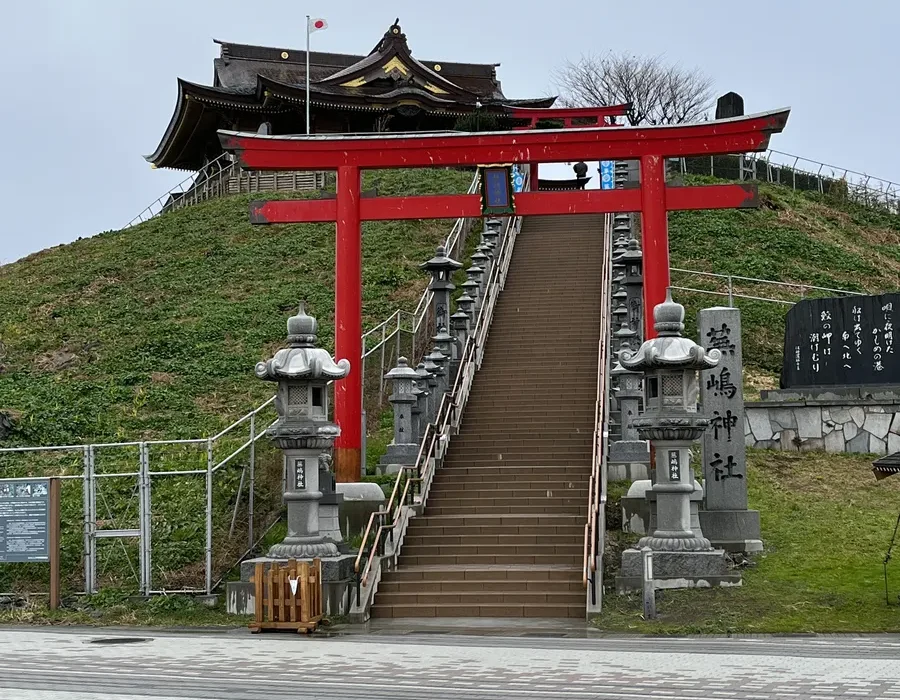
144 79 189 164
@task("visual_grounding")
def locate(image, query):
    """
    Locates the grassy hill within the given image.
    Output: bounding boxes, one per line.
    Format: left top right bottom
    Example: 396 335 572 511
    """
0 168 474 447
669 180 900 390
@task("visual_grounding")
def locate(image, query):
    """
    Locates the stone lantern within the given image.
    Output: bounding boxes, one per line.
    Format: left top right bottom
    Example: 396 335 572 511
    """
615 291 741 591
433 327 455 386
482 218 502 251
472 245 492 285
461 273 481 319
421 246 462 337
621 236 644 341
608 339 650 483
456 292 476 332
449 308 470 379
612 319 637 357
379 357 420 475
254 302 351 558
414 361 433 433
426 345 449 400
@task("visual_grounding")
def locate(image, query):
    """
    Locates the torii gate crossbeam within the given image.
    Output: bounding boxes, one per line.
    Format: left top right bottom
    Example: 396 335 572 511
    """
220 108 790 483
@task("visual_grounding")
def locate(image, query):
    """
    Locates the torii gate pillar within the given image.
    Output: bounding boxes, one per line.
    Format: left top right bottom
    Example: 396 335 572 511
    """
640 154 669 340
335 166 363 481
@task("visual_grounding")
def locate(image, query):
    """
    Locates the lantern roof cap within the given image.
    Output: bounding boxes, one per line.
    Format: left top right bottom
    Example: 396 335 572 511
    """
620 236 643 261
426 345 447 364
385 356 419 381
421 245 462 272
620 290 721 371
415 361 432 379
255 302 351 381
433 326 454 343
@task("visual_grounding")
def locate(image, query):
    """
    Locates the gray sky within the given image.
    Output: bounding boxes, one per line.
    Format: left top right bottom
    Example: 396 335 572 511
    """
1 0 897 264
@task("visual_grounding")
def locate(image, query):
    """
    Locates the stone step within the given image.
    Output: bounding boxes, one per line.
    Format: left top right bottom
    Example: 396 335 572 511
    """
401 543 582 557
425 505 585 517
398 553 582 566
370 603 584 618
374 590 584 606
403 533 582 546
424 495 586 508
427 484 589 497
377 578 584 593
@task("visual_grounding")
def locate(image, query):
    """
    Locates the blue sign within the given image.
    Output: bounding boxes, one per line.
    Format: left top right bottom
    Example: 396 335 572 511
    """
600 161 615 190
511 165 525 193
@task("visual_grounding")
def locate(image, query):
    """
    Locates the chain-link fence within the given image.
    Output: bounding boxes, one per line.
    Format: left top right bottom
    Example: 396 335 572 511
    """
0 398 281 596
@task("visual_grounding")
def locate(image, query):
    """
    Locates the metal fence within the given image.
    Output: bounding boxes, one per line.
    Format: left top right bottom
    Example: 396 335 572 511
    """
676 149 900 214
669 268 862 306
0 398 279 596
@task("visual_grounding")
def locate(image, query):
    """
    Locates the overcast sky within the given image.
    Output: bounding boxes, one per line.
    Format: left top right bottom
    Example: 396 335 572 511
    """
0 0 897 264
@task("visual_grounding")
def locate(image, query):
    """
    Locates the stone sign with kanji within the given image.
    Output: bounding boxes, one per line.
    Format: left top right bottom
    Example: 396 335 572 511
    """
781 293 899 388
698 307 762 552
699 308 748 511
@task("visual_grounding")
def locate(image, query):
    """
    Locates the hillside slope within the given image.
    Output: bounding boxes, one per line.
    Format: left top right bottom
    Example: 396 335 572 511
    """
2 177 899 449
0 168 474 447
669 181 900 381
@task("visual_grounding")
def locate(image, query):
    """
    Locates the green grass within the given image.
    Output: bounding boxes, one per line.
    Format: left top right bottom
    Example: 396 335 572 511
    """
670 180 900 384
595 449 900 633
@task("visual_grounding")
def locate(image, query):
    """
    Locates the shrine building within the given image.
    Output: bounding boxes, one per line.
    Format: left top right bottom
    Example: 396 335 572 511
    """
146 20 557 171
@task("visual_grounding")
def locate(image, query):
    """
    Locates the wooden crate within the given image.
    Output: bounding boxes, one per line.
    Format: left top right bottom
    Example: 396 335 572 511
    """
249 558 323 634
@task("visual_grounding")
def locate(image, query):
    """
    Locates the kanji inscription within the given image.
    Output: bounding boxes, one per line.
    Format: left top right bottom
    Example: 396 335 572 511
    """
782 293 900 387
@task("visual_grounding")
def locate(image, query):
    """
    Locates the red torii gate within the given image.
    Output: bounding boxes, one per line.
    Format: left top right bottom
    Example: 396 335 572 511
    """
220 108 789 482
508 104 630 129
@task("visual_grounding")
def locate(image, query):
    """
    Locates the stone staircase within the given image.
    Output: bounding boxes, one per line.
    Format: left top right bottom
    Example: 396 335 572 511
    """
371 214 605 618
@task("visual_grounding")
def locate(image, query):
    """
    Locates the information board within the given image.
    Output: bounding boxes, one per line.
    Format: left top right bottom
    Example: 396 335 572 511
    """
781 293 900 388
0 479 51 563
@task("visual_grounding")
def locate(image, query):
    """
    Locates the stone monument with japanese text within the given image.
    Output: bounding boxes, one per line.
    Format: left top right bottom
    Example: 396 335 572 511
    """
744 292 900 456
697 307 762 553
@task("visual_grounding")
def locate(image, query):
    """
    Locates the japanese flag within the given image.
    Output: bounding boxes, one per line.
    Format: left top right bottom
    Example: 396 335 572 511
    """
308 17 328 33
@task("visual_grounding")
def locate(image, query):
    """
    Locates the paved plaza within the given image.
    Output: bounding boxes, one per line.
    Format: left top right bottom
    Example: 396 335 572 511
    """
1 625 899 699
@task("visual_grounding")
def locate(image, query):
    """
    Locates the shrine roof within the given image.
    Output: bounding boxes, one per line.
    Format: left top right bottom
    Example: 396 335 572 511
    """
148 21 556 169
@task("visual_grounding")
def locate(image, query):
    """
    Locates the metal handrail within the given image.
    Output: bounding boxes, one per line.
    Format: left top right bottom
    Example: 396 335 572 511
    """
125 153 234 228
584 213 614 591
680 149 900 213
354 174 525 592
669 268 864 307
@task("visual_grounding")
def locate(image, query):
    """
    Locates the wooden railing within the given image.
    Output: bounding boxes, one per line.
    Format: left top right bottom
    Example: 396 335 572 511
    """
126 155 326 228
583 213 614 607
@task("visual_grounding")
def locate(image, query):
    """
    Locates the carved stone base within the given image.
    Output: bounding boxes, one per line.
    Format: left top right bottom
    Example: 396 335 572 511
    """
268 538 339 558
637 533 712 552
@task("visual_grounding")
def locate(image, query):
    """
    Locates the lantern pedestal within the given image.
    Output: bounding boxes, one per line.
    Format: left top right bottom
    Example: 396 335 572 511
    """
617 549 741 593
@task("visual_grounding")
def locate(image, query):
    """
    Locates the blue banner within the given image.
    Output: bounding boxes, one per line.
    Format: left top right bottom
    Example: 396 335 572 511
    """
600 161 615 190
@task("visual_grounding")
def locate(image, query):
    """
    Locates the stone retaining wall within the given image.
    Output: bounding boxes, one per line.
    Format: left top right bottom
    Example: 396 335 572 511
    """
743 387 900 455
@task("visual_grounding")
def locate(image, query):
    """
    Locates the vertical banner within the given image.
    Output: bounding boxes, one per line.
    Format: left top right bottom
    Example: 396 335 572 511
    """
600 160 615 190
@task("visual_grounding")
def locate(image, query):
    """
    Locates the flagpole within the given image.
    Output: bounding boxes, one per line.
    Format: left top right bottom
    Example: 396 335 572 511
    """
305 14 311 135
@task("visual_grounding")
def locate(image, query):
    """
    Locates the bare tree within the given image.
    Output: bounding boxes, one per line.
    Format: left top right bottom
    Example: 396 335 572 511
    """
552 52 715 126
